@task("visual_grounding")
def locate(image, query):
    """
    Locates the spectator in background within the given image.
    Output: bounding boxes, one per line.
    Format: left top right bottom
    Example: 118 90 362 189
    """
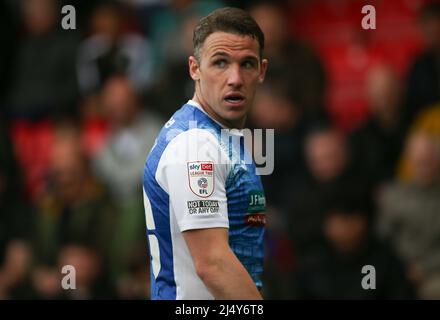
148 0 224 118
378 130 440 299
0 118 34 299
149 11 199 118
250 76 306 207
91 75 162 298
397 102 440 182
93 74 163 204
350 64 405 188
292 187 414 299
264 126 364 298
32 122 117 299
0 240 34 299
404 2 440 130
6 0 79 119
0 119 31 264
283 126 359 260
144 0 224 77
249 1 328 123
77 1 153 96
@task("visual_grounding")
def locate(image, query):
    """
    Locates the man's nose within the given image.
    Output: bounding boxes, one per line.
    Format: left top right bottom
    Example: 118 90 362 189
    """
227 65 244 88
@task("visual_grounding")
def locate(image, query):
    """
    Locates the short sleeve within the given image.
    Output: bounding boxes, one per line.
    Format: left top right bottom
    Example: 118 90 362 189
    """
155 128 231 232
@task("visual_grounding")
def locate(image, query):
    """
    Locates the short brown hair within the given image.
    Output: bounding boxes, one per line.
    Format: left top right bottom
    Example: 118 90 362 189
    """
193 7 265 61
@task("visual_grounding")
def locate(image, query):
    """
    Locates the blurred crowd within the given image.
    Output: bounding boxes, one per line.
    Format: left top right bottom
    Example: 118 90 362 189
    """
1 0 440 299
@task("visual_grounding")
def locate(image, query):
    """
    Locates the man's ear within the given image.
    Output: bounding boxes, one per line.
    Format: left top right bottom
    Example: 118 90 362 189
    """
189 56 200 81
258 59 268 84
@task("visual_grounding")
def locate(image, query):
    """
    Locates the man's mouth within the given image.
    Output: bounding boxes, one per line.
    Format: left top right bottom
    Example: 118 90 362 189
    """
224 93 245 105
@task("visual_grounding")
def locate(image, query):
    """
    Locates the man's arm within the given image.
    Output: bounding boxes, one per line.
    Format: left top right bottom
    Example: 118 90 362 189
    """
182 227 262 300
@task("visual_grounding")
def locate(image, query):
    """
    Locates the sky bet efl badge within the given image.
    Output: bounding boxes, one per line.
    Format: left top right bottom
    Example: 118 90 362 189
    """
187 161 214 198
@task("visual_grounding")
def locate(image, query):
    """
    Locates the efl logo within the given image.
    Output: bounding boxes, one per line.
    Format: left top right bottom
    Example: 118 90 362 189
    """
187 161 214 197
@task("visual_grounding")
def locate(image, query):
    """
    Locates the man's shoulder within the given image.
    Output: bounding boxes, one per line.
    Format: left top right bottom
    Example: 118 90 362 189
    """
170 102 222 131
146 113 223 167
156 103 221 145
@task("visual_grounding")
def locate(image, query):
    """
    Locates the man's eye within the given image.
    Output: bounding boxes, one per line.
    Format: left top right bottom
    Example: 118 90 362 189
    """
214 60 226 68
242 60 256 69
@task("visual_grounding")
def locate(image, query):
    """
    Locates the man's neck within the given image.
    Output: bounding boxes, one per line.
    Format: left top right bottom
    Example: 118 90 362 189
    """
192 93 246 129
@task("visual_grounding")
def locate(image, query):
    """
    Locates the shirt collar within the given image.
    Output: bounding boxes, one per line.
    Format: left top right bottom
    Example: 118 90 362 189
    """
187 99 244 136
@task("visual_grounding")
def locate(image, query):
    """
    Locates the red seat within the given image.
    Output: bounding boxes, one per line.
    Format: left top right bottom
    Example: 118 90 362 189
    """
287 0 427 132
81 117 109 159
10 120 55 201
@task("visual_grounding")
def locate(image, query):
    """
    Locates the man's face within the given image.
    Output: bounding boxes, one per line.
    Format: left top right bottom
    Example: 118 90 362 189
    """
408 133 440 186
189 32 268 128
306 131 348 182
324 212 367 253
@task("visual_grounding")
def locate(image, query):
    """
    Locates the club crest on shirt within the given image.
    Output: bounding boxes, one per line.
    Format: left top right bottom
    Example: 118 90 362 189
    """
187 161 214 197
